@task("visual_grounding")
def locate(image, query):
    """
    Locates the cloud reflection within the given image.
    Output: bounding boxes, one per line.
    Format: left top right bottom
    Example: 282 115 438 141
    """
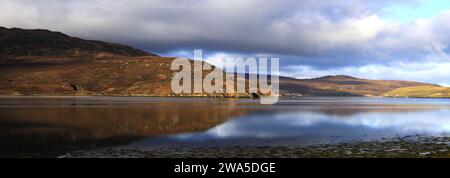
205 109 450 139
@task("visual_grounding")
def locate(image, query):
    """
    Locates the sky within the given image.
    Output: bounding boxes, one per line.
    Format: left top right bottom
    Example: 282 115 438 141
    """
1 0 450 85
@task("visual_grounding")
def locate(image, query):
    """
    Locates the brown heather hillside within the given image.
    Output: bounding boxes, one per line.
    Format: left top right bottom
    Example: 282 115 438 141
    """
0 27 250 97
0 27 155 58
2 56 170 96
0 56 253 97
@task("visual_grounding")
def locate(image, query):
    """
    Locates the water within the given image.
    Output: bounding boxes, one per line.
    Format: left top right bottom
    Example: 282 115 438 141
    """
127 97 450 149
1 96 450 156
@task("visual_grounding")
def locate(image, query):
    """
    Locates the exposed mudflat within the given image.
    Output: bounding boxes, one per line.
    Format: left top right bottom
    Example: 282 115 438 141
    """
60 135 450 158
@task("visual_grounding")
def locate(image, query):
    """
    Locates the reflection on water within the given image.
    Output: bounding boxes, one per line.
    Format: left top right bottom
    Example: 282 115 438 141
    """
128 97 450 149
1 96 450 156
0 96 249 157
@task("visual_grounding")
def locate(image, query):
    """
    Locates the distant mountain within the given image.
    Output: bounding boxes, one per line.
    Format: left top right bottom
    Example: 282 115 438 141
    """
383 86 450 98
0 27 440 97
277 75 438 96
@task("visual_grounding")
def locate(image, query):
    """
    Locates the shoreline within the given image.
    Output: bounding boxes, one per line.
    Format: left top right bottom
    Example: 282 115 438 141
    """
0 94 254 98
60 134 450 158
2 95 450 100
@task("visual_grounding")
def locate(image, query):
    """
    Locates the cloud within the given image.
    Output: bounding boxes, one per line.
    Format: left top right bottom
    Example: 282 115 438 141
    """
0 0 449 84
0 0 418 53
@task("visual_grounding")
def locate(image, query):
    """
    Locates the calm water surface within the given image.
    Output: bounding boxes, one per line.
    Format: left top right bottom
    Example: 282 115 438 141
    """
1 96 450 156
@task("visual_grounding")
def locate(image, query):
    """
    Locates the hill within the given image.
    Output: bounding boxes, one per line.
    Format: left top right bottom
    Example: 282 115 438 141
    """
0 27 248 97
277 75 438 96
382 86 450 98
0 27 157 66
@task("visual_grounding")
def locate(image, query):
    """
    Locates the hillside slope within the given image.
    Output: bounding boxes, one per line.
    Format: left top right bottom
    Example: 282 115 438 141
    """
382 86 450 98
0 56 252 97
0 27 157 66
0 27 248 97
0 27 155 57
278 75 438 96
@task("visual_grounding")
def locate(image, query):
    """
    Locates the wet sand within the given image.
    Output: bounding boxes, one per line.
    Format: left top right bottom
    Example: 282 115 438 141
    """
60 134 450 158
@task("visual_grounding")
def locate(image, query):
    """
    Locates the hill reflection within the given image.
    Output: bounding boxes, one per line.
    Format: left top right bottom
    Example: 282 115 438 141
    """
0 97 249 157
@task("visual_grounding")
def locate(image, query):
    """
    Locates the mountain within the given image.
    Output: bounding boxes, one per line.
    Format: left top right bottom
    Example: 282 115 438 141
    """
0 27 157 66
0 27 248 97
383 86 450 98
0 27 155 57
0 27 439 97
277 75 438 96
